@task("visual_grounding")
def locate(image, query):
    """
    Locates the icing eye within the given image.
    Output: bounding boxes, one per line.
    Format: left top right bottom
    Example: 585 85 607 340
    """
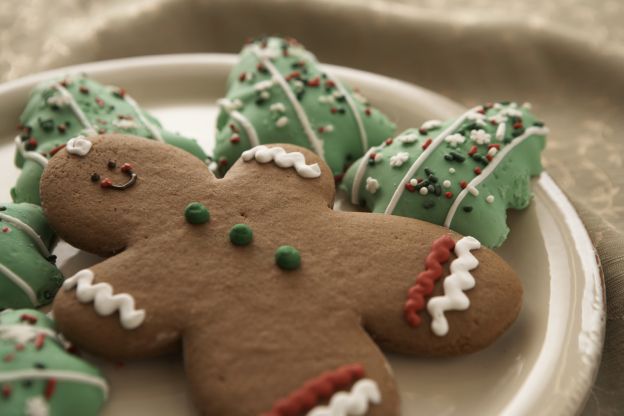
107 160 117 169
91 173 100 182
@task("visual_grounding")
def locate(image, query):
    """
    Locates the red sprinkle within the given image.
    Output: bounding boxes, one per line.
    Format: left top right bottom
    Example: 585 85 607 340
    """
365 108 372 116
229 123 239 133
317 127 325 133
26 138 38 150
262 364 365 416
238 72 247 82
306 77 320 87
44 379 57 400
229 135 241 144
57 124 67 133
15 344 24 351
333 173 344 184
324 80 336 89
404 235 456 327
3 354 14 363
468 146 478 156
218 158 228 167
418 127 427 134
488 144 500 150
368 153 377 160
513 121 523 129
35 333 46 350
421 138 432 150
384 138 393 145
95 97 105 107
1 227 9 233
330 107 338 114
79 86 89 94
116 88 126 98
460 180 467 189
474 167 482 175
2 384 10 398
20 314 38 324
486 154 493 161
286 71 301 81
100 178 113 188
445 192 453 199
120 163 133 173
405 183 415 192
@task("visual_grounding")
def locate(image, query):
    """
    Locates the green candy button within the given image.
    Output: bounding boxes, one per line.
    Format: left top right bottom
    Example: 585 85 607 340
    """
230 224 253 246
275 245 301 270
184 202 210 224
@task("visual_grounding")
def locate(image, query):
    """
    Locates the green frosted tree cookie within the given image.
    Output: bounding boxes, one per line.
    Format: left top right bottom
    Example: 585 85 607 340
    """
13 75 208 204
0 309 108 416
214 36 396 179
0 203 63 308
341 102 548 248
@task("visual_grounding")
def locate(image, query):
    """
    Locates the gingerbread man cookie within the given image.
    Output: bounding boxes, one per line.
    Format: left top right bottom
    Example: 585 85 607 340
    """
41 135 522 415
13 74 207 205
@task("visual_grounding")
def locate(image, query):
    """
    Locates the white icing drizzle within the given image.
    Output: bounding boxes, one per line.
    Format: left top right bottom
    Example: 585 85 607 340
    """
0 324 56 344
443 125 549 228
350 147 376 205
0 212 50 258
122 93 164 142
427 236 481 336
0 263 38 305
14 136 48 168
241 145 321 179
25 396 49 416
0 369 109 399
63 269 146 330
326 74 369 153
218 98 260 147
384 107 483 214
66 135 92 156
251 46 325 159
307 379 382 416
52 83 97 136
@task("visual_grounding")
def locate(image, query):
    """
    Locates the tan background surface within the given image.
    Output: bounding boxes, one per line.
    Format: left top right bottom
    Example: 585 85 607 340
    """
1 0 623 414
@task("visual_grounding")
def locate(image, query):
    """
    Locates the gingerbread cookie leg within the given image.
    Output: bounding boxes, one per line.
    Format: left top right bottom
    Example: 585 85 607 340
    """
182 309 397 416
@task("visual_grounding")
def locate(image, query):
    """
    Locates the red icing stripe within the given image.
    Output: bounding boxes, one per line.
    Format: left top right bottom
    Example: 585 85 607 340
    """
262 363 365 416
44 379 57 400
404 235 456 327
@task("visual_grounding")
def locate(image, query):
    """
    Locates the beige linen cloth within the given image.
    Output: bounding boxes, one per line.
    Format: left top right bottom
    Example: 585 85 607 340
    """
1 0 622 414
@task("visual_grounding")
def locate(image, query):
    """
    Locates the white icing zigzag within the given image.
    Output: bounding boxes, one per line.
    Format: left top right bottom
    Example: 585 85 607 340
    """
307 379 382 416
242 145 321 179
63 269 146 330
427 236 481 336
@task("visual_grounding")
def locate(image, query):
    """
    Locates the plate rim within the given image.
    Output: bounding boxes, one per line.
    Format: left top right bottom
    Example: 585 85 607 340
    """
0 53 606 415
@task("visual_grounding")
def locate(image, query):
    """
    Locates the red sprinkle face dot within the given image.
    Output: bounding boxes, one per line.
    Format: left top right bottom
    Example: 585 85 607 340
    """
120 163 133 173
100 178 113 188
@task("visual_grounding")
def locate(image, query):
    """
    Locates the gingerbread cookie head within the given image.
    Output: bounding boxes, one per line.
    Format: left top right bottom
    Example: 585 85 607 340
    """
41 136 522 415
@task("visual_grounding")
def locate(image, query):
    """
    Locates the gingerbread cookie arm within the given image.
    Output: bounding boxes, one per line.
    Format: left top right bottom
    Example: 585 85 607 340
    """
182 309 397 416
326 211 522 356
53 248 182 360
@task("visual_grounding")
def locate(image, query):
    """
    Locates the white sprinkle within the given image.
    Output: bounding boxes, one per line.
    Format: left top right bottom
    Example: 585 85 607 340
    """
489 114 508 124
449 167 456 174
445 133 465 147
443 180 451 188
373 153 383 162
397 133 419 144
112 118 139 129
420 119 442 131
46 94 72 107
469 129 491 145
468 186 479 196
270 102 286 113
501 107 523 118
419 187 428 195
389 152 409 167
522 102 532 110
323 124 334 133
409 179 419 186
495 123 506 141
275 116 289 128
488 146 499 156
365 177 380 194
292 80 304 92
218 98 243 112
318 95 335 104
254 79 274 91
25 396 49 416
260 90 270 100
486 195 495 204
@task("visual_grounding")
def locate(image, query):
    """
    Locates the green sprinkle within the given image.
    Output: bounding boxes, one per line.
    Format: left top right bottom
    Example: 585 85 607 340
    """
229 224 253 246
184 202 210 225
275 245 301 270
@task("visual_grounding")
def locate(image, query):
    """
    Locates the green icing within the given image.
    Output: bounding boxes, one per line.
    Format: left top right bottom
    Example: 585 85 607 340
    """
229 224 253 246
341 102 547 248
214 36 396 177
275 245 301 270
184 202 210 225
0 309 107 416
0 203 63 308
13 75 208 205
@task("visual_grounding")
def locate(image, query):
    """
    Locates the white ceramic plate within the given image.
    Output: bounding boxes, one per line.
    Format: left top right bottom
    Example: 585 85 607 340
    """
0 55 605 416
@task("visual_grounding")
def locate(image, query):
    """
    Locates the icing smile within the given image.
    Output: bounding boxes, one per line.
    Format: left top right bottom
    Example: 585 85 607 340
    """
92 162 138 190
